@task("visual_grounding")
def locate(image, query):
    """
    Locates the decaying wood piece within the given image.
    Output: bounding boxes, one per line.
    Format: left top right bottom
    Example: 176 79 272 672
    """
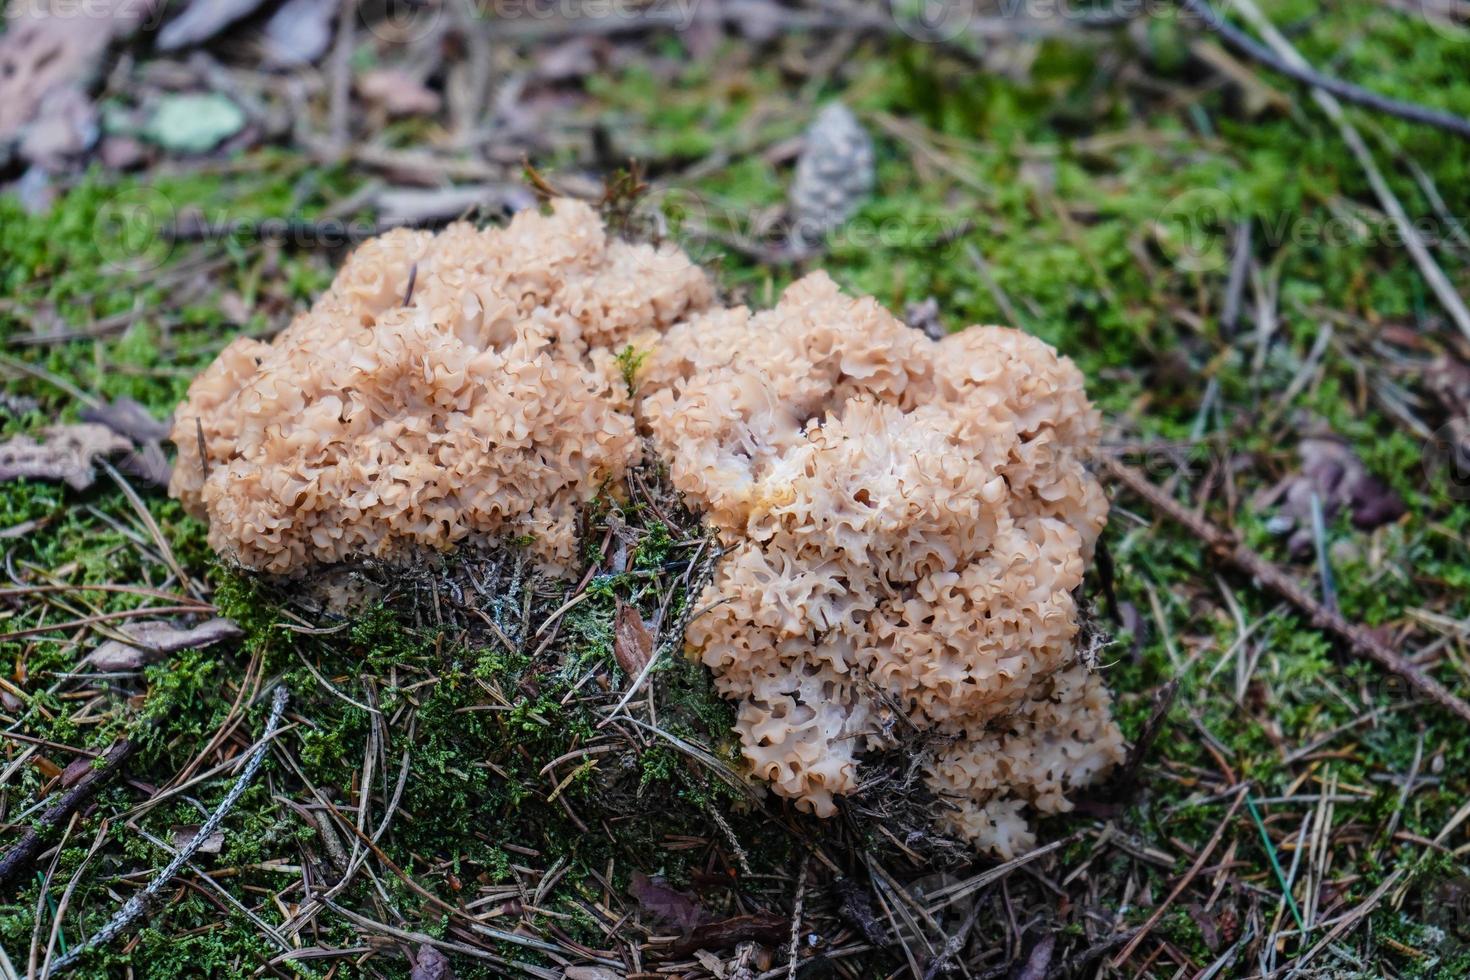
0 740 135 888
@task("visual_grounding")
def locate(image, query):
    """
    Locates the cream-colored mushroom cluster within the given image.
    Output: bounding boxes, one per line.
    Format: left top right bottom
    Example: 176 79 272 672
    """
174 201 1122 855
639 272 1123 857
169 199 712 575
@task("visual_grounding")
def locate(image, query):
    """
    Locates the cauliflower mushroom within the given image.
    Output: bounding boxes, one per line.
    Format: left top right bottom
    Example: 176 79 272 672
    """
640 272 1123 857
173 203 1122 855
169 199 712 575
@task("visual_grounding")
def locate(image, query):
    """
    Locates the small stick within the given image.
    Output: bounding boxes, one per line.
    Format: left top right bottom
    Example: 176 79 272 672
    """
1102 457 1470 726
0 740 134 888
1111 679 1180 801
403 262 419 307
48 686 289 973
786 853 811 980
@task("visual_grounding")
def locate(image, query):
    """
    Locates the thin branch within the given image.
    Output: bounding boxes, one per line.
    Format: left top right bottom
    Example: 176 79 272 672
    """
1182 0 1470 140
1102 457 1470 726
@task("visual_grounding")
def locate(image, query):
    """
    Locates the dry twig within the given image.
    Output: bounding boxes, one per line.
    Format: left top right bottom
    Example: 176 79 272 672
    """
1103 457 1470 725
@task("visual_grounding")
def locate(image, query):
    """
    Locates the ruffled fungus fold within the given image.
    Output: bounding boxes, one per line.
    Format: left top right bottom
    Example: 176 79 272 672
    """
170 199 712 575
172 201 1122 855
640 271 1123 857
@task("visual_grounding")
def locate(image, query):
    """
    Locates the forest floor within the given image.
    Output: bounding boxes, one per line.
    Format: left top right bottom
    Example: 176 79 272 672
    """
4 0 1470 977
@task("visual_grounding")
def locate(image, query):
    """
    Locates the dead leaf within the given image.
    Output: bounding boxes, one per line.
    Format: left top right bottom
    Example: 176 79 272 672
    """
80 396 171 443
1424 356 1470 493
99 135 148 170
60 755 94 788
0 423 131 490
564 969 621 980
409 944 454 980
117 441 173 488
171 824 225 854
1427 355 1470 416
1190 901 1222 952
630 871 704 932
15 165 55 215
87 617 242 671
533 37 601 82
77 397 173 486
375 185 518 227
33 755 62 781
904 297 945 342
357 69 442 118
692 950 726 977
614 601 654 679
20 87 97 168
834 876 886 946
1261 435 1406 555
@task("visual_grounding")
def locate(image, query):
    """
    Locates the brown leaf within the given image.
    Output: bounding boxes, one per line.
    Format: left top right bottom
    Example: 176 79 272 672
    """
1261 435 1406 555
834 876 887 946
374 185 520 227
33 755 62 781
117 441 173 488
1010 932 1056 980
533 37 602 82
0 423 131 490
409 944 455 980
156 0 268 50
614 600 654 679
1191 902 1222 952
87 617 242 671
61 755 95 788
20 87 97 169
630 871 704 932
261 0 336 67
171 825 225 854
904 296 945 342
